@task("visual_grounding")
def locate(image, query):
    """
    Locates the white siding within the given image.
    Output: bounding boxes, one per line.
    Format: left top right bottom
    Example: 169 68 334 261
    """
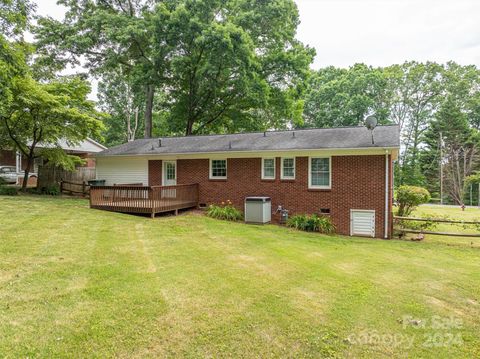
96 157 149 186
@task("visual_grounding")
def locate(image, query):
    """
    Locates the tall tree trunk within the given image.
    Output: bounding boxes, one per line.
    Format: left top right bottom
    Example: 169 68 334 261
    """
144 85 154 139
186 118 194 136
21 155 33 192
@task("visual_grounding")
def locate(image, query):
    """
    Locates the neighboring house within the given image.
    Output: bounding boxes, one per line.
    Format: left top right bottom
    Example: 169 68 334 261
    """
0 138 107 174
95 125 399 238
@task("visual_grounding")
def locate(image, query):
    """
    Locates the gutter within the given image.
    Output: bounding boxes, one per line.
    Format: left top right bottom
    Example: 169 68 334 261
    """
95 146 401 158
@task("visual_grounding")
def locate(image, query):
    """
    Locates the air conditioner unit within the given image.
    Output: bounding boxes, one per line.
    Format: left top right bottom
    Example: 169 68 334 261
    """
244 197 271 224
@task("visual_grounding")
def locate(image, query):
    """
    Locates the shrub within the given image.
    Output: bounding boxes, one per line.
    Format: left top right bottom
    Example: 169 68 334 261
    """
0 186 18 196
0 177 7 186
396 185 431 217
206 200 243 221
39 185 60 196
287 214 336 234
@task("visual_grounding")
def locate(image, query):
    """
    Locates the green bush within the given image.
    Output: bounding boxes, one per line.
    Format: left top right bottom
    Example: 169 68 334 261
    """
0 177 7 186
0 186 18 196
206 201 243 221
396 185 431 217
287 214 336 234
39 185 60 196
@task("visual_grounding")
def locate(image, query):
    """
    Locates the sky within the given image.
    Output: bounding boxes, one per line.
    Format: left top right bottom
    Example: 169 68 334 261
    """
295 0 480 68
31 0 480 98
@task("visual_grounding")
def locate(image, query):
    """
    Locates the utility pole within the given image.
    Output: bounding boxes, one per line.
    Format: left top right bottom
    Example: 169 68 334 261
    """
439 132 443 205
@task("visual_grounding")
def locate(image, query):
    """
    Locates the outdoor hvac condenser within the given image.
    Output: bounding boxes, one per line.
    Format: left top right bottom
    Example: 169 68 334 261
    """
244 197 271 224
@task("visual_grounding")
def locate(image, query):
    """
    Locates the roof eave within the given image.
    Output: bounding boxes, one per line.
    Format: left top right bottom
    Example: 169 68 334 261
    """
96 146 400 158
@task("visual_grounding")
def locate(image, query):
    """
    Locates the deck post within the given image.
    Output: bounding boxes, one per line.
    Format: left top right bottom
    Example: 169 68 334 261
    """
175 209 178 216
151 212 155 219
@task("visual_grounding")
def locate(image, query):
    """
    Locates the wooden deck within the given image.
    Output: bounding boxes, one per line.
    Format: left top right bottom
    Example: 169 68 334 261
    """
89 183 199 217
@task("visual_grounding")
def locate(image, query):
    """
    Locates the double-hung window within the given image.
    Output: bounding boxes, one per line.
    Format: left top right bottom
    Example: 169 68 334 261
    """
262 158 275 179
281 157 295 180
309 157 331 189
210 159 227 179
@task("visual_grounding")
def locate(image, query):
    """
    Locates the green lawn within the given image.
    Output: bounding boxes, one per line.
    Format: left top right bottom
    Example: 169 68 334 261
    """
410 204 480 247
1 196 479 358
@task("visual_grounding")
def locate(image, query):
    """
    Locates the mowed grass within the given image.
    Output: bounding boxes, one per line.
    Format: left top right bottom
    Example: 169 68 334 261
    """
0 196 479 358
411 204 480 247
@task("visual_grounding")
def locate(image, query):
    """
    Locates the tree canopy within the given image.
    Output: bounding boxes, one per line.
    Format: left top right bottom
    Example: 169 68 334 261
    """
0 1 105 189
35 0 315 137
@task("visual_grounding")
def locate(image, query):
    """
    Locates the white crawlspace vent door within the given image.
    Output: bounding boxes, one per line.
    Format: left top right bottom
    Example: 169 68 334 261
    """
350 210 375 237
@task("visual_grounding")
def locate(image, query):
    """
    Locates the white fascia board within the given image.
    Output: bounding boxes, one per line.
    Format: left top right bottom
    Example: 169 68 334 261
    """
96 147 400 160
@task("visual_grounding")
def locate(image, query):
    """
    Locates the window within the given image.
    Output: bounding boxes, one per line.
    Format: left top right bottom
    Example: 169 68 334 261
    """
165 162 175 180
210 159 227 179
281 157 295 180
262 158 275 179
309 157 331 189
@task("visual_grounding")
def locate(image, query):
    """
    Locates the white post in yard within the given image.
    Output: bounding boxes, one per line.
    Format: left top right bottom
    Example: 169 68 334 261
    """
15 151 21 173
15 151 22 185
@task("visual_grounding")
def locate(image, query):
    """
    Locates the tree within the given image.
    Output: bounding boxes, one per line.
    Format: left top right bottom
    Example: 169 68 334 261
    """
36 0 314 137
420 63 480 204
0 0 31 149
385 62 443 186
35 0 159 138
0 76 105 190
422 99 480 205
0 0 34 38
303 64 392 128
98 70 145 146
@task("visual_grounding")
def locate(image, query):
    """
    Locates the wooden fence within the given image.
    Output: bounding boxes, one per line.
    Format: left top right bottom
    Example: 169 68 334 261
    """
37 166 96 189
60 180 89 196
393 216 480 238
89 183 199 217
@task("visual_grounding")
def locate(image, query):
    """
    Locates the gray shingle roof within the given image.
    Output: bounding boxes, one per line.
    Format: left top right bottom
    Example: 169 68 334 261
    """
97 125 400 157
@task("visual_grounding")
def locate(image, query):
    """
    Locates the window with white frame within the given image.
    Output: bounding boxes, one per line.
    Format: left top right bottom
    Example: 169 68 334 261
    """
262 158 275 179
309 157 331 189
210 159 227 179
281 157 295 179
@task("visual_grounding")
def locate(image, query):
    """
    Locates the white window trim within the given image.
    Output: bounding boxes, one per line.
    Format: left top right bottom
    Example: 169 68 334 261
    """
280 157 295 180
162 160 177 186
308 156 332 189
261 157 276 180
209 159 227 179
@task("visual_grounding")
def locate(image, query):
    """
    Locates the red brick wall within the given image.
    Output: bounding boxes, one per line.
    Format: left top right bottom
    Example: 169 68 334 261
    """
148 155 393 238
75 153 96 168
148 160 162 186
0 150 29 169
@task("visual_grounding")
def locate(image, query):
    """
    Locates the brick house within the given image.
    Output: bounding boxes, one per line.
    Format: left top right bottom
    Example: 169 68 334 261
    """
95 125 399 238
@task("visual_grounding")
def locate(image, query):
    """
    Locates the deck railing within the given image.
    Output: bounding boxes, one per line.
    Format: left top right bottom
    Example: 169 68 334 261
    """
89 183 199 217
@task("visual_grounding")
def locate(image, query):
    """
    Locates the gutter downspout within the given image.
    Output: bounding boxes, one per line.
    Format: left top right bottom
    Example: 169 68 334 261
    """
384 150 389 239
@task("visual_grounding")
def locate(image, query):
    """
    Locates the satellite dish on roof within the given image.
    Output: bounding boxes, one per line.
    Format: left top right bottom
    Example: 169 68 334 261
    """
364 115 378 144
365 115 378 130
